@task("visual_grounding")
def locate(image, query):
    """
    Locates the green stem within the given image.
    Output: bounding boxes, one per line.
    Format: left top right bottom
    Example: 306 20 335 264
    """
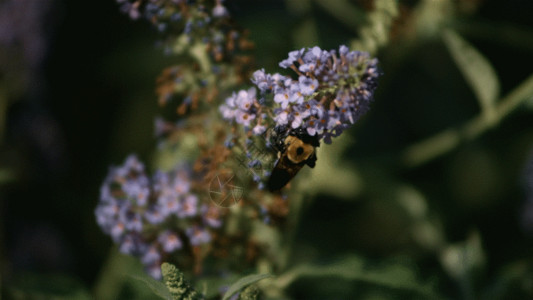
401 73 533 168
92 248 139 299
454 20 533 53
313 0 366 34
189 41 211 74
278 190 306 272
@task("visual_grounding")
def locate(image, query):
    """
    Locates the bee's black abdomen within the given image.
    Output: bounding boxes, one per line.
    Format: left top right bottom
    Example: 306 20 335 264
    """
267 167 293 192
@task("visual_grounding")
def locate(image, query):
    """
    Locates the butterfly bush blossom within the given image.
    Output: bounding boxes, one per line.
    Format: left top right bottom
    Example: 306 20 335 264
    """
115 0 247 62
220 45 380 144
95 155 223 279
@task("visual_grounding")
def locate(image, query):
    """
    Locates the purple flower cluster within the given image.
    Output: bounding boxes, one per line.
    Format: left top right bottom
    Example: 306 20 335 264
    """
116 0 220 29
95 155 223 278
219 87 268 135
221 45 379 144
117 0 196 22
115 0 238 57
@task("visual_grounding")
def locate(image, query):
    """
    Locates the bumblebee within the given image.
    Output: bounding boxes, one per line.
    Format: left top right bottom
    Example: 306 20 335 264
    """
267 125 320 191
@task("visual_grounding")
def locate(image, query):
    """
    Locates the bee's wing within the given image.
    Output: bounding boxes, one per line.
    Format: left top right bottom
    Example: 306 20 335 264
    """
267 156 304 192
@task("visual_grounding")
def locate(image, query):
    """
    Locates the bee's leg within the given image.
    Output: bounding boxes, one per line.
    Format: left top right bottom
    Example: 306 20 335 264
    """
306 154 317 168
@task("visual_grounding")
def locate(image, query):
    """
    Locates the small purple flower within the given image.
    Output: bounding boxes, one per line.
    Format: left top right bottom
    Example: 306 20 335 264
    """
144 204 167 225
177 194 198 218
271 73 288 88
251 69 270 93
253 124 266 135
145 263 162 280
279 48 304 68
326 110 341 130
122 211 143 232
141 245 161 265
224 136 235 148
123 154 145 174
322 128 342 144
290 104 312 129
186 226 211 246
274 109 289 126
95 199 121 228
154 117 174 137
303 99 323 118
248 159 261 169
258 182 265 190
212 4 229 18
119 233 147 255
299 46 323 73
170 12 181 22
118 2 141 20
158 230 183 253
235 110 255 127
253 174 261 182
99 182 114 202
219 104 235 120
339 45 349 56
122 181 150 206
336 99 356 124
316 113 329 132
173 176 190 194
236 88 256 111
222 87 259 127
160 196 181 215
288 84 304 105
153 170 169 190
274 88 291 109
202 205 222 228
224 92 237 108
157 23 167 32
184 20 194 34
305 118 320 136
298 75 319 96
110 221 126 242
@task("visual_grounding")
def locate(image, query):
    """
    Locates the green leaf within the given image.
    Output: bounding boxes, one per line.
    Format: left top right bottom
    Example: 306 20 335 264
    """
439 231 485 299
482 261 531 300
7 273 92 300
275 256 364 287
0 168 15 184
274 256 441 299
314 0 367 31
443 29 500 120
93 249 161 300
222 274 273 300
292 17 320 48
131 274 172 300
301 134 363 199
350 0 399 54
195 275 239 299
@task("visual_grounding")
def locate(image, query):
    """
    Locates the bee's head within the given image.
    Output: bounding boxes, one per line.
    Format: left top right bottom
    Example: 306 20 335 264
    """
270 125 289 152
290 127 320 147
